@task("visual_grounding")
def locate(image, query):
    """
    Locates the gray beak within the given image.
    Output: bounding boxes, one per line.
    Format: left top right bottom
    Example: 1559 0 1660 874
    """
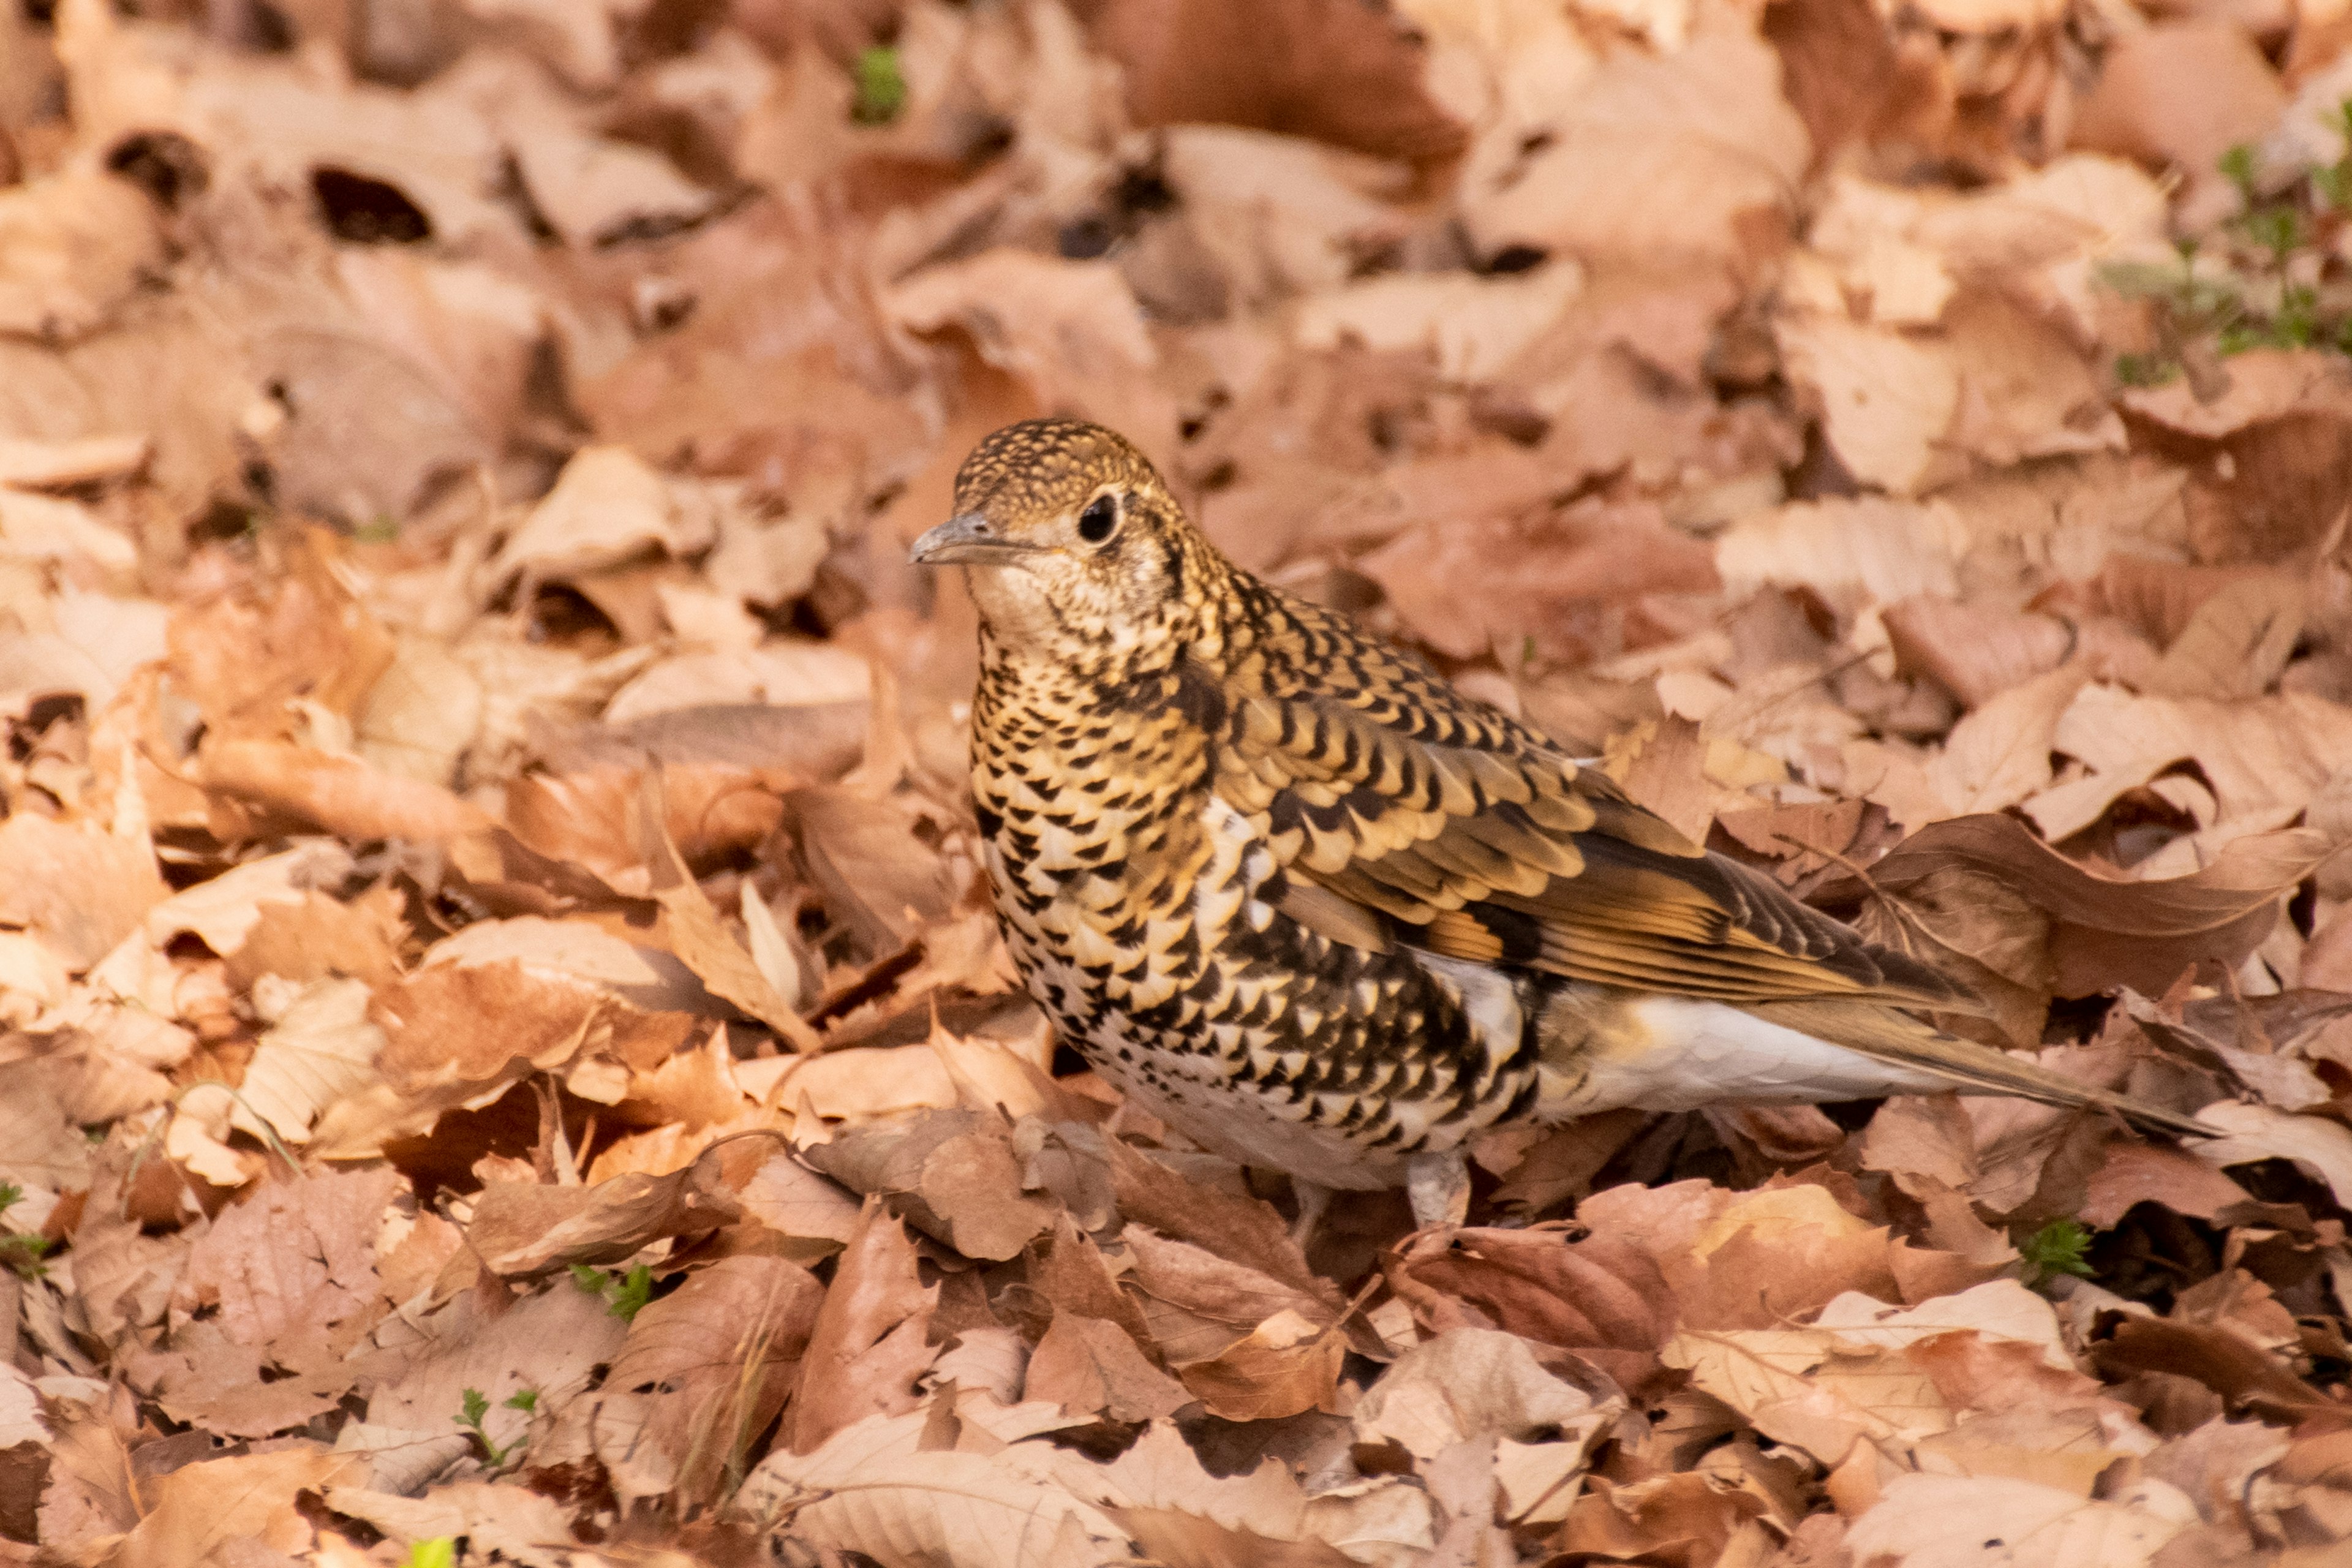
908 511 1039 567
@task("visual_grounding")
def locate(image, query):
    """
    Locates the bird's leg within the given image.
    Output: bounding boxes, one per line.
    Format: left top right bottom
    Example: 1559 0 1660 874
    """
1406 1149 1470 1230
1290 1180 1335 1250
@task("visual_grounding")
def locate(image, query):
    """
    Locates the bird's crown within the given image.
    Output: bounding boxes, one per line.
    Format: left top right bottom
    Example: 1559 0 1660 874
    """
952 417 1164 521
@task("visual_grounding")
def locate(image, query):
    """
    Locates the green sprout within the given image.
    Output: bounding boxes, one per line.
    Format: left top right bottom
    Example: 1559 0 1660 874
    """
0 1183 49 1279
404 1542 458 1568
2102 106 2352 383
851 47 906 125
569 1262 656 1322
454 1386 538 1468
2019 1219 2097 1288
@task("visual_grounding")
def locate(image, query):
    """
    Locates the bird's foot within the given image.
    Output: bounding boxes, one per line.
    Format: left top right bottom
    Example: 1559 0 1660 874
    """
1290 1180 1335 1250
1406 1150 1469 1231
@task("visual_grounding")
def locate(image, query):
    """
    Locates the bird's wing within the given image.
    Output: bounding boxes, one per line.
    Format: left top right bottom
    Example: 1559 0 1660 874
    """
1215 678 1979 1012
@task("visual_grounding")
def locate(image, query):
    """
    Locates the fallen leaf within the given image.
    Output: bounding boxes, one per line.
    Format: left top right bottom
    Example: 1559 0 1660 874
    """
1388 1224 1675 1394
1077 0 1464 164
1859 815 2339 998
787 1198 939 1453
1025 1313 1194 1423
1352 1327 1615 1461
114 1448 367 1568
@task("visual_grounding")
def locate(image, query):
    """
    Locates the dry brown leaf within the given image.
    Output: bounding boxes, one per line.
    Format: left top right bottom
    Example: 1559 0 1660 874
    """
1460 31 1807 273
787 1198 939 1453
1091 0 1461 157
597 1253 823 1502
0 172 162 341
739 1405 1129 1566
643 791 821 1052
363 1281 627 1464
231 976 387 1145
0 432 150 489
1388 1225 1675 1395
0 812 162 968
462 1160 741 1278
1354 1326 1616 1460
1847 1472 2192 1567
114 1448 367 1568
2070 23 2283 198
319 1480 581 1567
1556 1472 1771 1568
1168 1307 1346 1422
1883 596 2073 710
1851 665 2086 832
1122 1225 1336 1362
889 249 1179 464
172 1167 398 1373
1861 815 2339 998
2080 1142 2254 1229
1359 499 1717 664
1024 1313 1194 1423
802 1107 1060 1260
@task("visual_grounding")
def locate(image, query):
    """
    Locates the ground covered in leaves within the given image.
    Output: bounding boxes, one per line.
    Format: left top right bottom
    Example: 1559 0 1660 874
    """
7 0 2352 1563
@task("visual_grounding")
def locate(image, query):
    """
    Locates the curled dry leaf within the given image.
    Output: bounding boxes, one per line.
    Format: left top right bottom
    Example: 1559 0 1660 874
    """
787 1199 940 1453
802 1106 1060 1260
1860 815 2339 998
1122 1226 1344 1420
461 1158 743 1279
230 976 387 1145
1387 1224 1675 1394
1077 0 1466 165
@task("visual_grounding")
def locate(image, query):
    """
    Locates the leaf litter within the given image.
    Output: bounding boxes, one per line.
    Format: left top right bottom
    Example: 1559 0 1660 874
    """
5 0 2352 1562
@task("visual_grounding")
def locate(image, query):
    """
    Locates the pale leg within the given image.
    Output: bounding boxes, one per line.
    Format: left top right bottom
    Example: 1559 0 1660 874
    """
1291 1180 1335 1248
1406 1149 1469 1229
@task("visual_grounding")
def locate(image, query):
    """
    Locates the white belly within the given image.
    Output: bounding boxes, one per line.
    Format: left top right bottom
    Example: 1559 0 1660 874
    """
1542 995 1950 1115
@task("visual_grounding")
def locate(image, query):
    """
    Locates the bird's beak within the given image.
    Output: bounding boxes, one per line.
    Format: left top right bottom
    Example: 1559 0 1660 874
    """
908 511 1039 568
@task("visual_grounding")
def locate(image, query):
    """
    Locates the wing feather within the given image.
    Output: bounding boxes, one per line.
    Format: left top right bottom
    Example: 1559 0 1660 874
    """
1212 654 1979 1014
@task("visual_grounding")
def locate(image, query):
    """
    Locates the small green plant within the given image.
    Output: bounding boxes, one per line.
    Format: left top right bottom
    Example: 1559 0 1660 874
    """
0 1183 49 1280
404 1540 458 1568
2019 1219 2097 1288
851 46 906 125
454 1387 537 1468
2103 101 2352 383
570 1261 656 1322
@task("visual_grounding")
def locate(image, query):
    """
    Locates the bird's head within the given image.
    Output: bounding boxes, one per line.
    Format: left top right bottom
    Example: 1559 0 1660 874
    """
910 418 1208 660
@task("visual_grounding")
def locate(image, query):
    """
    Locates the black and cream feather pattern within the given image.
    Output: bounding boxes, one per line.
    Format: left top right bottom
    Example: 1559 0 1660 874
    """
913 418 2210 1201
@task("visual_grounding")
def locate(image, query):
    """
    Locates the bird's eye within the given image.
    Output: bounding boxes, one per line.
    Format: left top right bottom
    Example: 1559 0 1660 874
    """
1077 494 1120 544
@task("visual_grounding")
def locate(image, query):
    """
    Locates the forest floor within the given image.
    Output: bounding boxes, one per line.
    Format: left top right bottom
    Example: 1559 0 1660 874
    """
6 0 2352 1562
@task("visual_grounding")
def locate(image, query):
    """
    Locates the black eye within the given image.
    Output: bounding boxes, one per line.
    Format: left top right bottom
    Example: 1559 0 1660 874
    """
1077 494 1119 543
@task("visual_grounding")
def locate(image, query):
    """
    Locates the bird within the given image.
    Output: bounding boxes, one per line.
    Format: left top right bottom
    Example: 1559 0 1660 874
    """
909 417 2212 1231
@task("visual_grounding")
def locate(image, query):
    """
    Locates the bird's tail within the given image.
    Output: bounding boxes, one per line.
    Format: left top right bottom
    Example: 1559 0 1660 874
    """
1738 998 2217 1139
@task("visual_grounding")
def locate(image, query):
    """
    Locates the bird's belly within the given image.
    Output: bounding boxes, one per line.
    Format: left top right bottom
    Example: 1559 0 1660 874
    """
1001 918 1526 1191
1539 993 1951 1114
1086 1039 1419 1191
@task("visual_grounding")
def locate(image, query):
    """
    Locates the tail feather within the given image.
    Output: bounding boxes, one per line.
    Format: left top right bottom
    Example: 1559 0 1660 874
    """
1741 998 2217 1139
